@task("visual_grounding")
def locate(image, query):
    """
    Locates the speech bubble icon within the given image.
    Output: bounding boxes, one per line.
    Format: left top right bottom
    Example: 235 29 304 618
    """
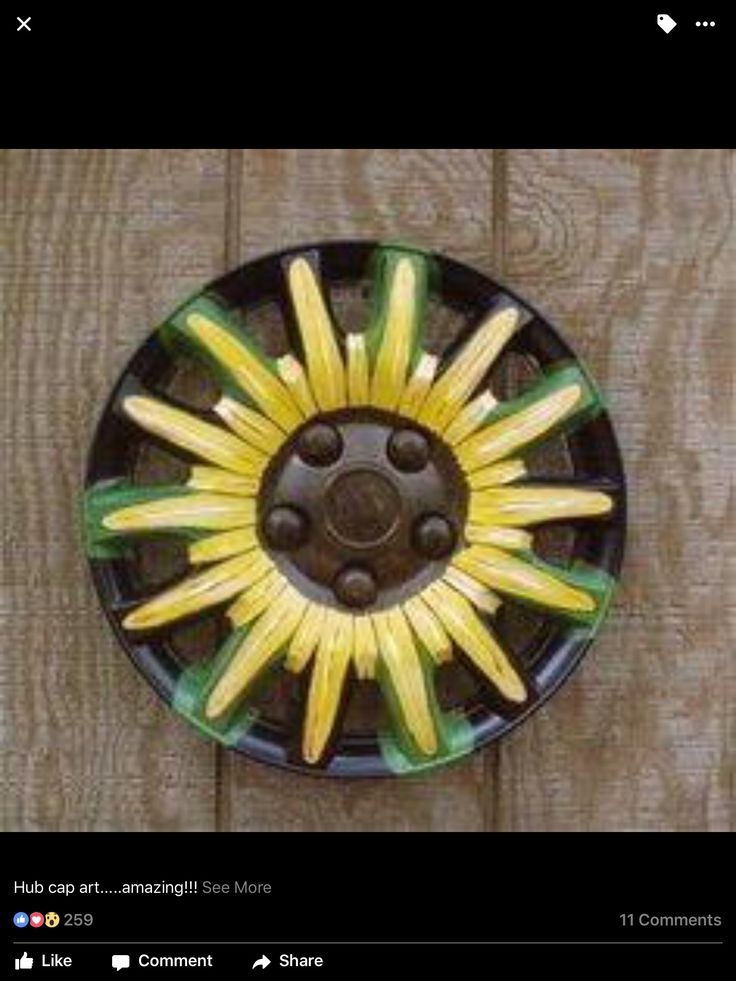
112 955 131 971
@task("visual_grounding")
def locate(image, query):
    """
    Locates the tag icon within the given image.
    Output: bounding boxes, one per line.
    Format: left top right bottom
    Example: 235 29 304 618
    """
657 13 677 33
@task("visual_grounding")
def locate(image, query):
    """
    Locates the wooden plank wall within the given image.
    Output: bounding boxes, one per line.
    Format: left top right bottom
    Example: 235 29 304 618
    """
1 149 733 832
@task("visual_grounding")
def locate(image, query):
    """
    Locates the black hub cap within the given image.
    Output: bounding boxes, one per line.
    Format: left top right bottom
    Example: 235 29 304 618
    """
84 240 627 778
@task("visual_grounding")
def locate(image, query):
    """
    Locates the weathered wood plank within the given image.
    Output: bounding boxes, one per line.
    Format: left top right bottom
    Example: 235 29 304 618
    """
221 148 499 831
496 149 735 831
0 149 226 830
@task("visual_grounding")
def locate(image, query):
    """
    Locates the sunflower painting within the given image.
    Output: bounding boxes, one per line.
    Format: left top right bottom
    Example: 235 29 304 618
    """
84 243 621 774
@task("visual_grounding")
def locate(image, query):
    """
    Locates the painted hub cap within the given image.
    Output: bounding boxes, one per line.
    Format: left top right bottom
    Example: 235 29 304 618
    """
84 241 626 776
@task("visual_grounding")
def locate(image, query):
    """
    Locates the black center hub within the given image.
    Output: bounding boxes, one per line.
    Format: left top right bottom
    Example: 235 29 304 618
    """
257 409 467 611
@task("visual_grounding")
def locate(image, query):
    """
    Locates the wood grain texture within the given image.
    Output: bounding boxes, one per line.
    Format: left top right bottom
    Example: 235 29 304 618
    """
1 149 226 830
2 148 733 832
496 149 735 831
221 149 498 831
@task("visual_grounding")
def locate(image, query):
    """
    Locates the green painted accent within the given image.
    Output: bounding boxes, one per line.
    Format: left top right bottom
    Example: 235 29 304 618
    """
380 710 475 775
158 291 279 404
172 625 258 747
83 480 204 559
568 350 610 415
568 557 618 634
377 645 475 773
553 569 618 669
509 551 617 626
364 247 432 371
480 361 605 448
377 240 436 264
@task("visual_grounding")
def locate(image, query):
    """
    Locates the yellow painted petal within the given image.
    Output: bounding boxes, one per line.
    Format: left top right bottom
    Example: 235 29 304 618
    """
227 568 289 627
346 333 370 405
186 313 302 431
123 549 273 631
214 396 286 455
122 395 266 478
353 615 379 679
443 391 497 445
397 352 438 419
187 466 259 497
467 459 527 490
188 528 258 564
205 585 308 718
276 354 319 418
454 545 596 614
419 306 520 431
442 567 502 614
285 601 327 674
287 257 347 411
302 612 353 764
370 257 420 411
469 486 613 526
464 524 533 552
373 608 438 755
455 384 582 472
402 595 453 664
103 493 255 532
421 581 526 702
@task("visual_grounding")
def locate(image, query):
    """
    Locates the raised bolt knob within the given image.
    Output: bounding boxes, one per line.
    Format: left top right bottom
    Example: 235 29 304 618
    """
262 505 309 551
297 423 342 467
413 514 456 559
333 565 377 609
388 428 430 472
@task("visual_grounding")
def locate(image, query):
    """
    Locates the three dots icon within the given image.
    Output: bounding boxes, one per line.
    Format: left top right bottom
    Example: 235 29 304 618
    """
695 21 716 27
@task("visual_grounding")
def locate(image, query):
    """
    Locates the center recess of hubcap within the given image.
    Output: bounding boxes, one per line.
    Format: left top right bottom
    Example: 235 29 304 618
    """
324 468 401 548
258 409 467 611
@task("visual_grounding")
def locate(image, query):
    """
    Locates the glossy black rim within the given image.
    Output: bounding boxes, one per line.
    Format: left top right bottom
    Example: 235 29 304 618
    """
85 241 626 777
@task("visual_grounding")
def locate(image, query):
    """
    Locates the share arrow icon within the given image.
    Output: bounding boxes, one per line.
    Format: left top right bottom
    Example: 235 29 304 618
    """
252 954 271 969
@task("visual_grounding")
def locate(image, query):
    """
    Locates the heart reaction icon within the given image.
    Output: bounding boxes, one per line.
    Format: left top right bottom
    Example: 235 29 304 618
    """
29 912 44 928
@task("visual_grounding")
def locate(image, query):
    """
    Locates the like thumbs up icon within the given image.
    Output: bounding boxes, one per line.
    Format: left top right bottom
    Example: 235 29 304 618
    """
15 951 33 970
